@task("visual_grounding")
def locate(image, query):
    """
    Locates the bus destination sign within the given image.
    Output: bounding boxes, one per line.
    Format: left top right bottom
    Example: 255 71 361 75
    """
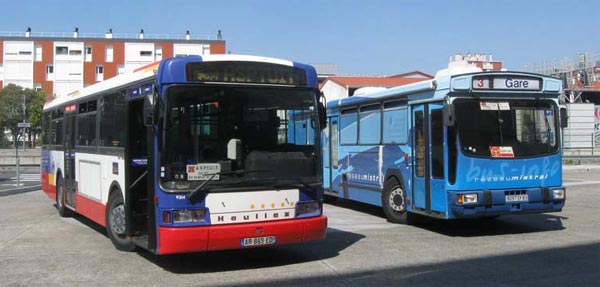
187 61 307 86
472 76 541 91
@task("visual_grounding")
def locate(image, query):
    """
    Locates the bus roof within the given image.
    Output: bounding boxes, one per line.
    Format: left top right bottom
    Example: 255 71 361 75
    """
44 62 159 110
44 54 318 110
327 71 562 109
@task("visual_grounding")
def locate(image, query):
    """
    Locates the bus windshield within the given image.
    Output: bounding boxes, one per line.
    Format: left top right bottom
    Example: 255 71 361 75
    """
454 99 558 158
160 85 319 191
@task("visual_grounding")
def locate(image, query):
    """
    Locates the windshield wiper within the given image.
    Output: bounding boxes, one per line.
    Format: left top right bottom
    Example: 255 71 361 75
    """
274 178 321 192
186 169 271 203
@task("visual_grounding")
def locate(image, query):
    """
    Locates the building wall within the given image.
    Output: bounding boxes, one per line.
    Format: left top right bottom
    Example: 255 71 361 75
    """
3 41 34 89
1 37 225 97
33 40 53 94
321 81 348 101
210 43 226 54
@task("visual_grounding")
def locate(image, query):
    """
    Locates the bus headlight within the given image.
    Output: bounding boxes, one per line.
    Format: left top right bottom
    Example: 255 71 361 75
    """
295 201 320 216
173 209 206 223
552 188 566 200
457 193 478 205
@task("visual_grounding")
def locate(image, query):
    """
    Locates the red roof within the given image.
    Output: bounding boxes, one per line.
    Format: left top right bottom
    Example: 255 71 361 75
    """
325 76 428 88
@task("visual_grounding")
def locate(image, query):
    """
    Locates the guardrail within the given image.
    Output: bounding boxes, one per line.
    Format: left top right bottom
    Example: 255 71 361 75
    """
0 31 218 41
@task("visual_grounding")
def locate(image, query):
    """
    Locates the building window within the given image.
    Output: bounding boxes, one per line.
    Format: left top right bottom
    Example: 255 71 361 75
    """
140 51 152 57
85 46 92 62
46 65 54 81
35 45 42 61
95 65 104 81
105 45 113 62
56 46 68 55
155 46 162 61
34 83 42 92
69 49 82 56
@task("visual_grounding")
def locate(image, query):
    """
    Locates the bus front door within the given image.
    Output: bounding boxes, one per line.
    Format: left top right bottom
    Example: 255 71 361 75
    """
63 113 77 208
412 103 446 215
325 116 340 196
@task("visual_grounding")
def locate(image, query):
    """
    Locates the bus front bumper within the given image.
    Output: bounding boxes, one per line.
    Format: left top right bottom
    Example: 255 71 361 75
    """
156 215 327 255
448 188 566 219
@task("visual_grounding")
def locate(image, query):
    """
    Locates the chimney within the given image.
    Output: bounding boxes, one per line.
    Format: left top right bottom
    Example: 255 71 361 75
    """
217 30 222 40
139 29 144 39
105 28 113 39
25 27 31 37
185 30 190 40
73 27 79 38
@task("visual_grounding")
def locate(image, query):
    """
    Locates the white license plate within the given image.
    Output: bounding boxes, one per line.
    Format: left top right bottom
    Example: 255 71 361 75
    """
241 236 276 247
505 194 528 202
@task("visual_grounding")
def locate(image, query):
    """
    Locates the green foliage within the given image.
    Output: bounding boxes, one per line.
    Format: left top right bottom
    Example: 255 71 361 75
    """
0 84 48 147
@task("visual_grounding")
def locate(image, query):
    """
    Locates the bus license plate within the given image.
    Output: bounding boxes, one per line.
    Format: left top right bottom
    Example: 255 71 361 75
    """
241 236 276 247
505 194 528 202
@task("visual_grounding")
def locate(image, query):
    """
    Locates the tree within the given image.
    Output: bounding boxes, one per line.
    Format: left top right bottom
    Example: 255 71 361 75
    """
0 84 47 148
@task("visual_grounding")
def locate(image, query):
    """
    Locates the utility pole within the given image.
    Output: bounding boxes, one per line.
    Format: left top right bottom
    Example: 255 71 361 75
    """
22 94 26 151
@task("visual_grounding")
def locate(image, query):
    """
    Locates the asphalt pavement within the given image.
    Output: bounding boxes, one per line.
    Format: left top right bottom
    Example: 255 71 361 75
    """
0 167 598 287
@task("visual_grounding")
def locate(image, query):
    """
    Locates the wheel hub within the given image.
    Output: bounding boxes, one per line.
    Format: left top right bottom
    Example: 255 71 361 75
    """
110 204 126 235
389 187 405 212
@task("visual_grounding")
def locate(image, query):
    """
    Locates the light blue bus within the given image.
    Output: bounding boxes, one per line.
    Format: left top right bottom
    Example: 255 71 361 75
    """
323 70 567 223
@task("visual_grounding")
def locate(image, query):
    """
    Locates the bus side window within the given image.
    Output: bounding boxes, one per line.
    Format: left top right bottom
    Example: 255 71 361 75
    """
99 92 126 147
359 104 381 144
332 121 339 168
383 102 407 144
340 108 358 145
415 111 424 177
431 109 444 179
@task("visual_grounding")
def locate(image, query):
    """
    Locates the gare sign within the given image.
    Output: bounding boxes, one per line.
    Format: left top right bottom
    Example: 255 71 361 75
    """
472 76 541 91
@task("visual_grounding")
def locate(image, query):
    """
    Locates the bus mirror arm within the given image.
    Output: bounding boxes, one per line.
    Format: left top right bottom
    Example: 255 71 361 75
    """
560 107 568 128
143 93 156 126
318 92 327 130
443 104 455 126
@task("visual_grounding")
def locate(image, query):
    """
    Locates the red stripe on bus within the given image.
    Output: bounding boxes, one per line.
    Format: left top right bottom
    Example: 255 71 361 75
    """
133 61 161 72
157 215 327 255
76 194 107 227
41 172 55 200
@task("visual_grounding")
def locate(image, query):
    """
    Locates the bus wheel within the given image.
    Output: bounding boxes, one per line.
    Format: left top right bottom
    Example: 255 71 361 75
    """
106 193 136 252
382 178 409 224
56 177 73 217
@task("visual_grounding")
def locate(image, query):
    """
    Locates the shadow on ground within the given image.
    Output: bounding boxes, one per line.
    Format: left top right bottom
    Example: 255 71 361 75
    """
71 210 364 273
205 242 600 287
328 195 566 237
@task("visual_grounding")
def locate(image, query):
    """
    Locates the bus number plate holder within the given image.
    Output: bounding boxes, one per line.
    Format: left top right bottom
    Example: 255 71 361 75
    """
505 194 528 202
241 236 276 247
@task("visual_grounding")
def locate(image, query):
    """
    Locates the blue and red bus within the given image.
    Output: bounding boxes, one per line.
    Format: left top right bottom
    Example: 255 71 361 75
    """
41 55 327 254
323 69 566 222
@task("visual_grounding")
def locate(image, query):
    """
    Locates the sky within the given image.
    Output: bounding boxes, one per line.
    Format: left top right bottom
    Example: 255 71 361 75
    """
1 0 598 76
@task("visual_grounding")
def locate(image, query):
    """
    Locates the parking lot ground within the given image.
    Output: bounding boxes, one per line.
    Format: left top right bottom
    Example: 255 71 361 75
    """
0 167 598 286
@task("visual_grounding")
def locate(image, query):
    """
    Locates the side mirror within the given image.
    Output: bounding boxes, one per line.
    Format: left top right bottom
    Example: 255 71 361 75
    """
318 102 327 130
443 104 455 126
560 107 568 128
143 93 156 126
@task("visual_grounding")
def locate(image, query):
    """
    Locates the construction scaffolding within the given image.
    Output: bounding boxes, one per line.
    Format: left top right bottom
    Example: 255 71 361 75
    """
523 52 600 103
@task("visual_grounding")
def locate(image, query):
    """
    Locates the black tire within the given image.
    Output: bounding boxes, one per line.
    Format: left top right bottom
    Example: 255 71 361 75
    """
56 176 73 217
106 192 136 252
382 178 410 224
